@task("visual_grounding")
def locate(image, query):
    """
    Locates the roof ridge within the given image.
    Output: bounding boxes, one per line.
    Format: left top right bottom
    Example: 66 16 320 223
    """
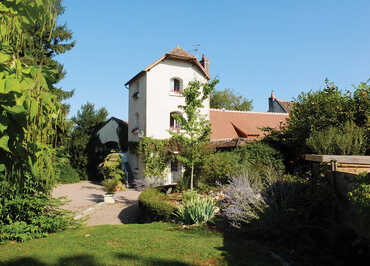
210 108 289 115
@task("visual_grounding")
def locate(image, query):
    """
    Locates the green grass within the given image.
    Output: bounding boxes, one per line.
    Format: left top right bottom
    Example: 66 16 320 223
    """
0 223 278 266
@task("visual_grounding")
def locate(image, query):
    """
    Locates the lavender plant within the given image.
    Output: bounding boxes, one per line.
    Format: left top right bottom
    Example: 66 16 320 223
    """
222 169 267 228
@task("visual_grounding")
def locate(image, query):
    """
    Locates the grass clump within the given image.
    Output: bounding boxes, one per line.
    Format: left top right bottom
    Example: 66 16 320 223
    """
175 194 218 225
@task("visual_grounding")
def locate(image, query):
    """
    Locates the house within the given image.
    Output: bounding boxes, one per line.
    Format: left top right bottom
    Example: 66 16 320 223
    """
125 46 289 184
268 91 293 113
125 46 210 184
86 117 128 179
209 109 288 149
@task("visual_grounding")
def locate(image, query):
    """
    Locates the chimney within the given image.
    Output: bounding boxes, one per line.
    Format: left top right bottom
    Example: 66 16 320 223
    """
200 54 210 74
268 91 275 112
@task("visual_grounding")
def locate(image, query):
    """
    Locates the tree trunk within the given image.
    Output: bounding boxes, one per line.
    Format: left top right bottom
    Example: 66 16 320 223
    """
190 162 194 190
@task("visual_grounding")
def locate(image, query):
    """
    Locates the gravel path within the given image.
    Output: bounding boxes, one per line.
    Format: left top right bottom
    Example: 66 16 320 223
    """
52 181 141 226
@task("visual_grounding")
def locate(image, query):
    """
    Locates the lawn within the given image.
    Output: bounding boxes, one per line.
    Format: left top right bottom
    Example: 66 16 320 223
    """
0 222 279 266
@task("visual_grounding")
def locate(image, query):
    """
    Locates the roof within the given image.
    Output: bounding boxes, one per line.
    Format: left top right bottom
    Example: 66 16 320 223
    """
270 92 293 113
210 109 289 141
276 99 293 113
125 46 211 86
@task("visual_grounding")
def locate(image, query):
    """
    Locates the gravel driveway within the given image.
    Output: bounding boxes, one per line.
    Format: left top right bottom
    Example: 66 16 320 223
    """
52 181 141 226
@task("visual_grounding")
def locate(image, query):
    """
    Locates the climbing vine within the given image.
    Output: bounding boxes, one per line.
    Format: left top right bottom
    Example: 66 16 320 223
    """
137 137 181 182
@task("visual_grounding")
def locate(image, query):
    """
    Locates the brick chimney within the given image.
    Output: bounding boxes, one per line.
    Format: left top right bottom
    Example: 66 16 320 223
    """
200 54 210 74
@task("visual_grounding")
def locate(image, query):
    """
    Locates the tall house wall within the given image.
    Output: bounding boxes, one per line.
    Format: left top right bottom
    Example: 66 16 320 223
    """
128 74 147 142
146 59 209 139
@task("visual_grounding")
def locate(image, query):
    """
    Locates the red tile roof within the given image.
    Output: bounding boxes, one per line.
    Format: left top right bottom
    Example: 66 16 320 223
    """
125 46 210 85
210 109 289 141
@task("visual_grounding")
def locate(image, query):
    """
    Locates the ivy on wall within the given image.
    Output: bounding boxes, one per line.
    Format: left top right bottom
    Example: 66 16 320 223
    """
137 137 181 182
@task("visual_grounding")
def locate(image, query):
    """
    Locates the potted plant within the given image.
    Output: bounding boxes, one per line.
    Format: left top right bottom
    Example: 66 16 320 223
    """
99 152 127 204
102 176 124 204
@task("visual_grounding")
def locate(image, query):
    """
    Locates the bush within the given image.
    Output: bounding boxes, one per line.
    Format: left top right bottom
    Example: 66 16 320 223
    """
236 142 285 174
55 148 80 184
175 194 218 225
102 176 125 194
199 151 241 185
0 181 76 242
138 188 176 222
307 121 367 155
221 168 344 265
348 172 370 233
99 152 126 180
222 169 268 228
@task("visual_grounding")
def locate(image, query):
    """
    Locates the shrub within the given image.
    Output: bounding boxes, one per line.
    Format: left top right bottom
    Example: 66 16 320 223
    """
199 151 241 185
138 188 176 221
175 193 218 225
222 169 267 228
0 181 76 242
99 152 126 180
307 121 367 155
55 147 80 184
236 142 285 174
102 176 125 194
348 172 370 234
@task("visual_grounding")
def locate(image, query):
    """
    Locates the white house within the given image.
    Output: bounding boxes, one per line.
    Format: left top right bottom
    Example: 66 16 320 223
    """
125 46 211 184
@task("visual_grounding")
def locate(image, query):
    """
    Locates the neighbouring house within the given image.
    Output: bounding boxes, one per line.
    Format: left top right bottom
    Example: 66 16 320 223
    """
209 109 288 149
125 46 210 184
86 117 128 179
125 46 289 184
268 91 293 113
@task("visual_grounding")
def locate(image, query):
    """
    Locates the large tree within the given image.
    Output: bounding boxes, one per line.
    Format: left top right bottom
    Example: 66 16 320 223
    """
210 88 253 111
170 79 219 190
0 0 76 241
70 103 108 179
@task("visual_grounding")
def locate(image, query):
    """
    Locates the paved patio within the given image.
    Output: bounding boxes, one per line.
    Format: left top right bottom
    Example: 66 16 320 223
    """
52 181 141 226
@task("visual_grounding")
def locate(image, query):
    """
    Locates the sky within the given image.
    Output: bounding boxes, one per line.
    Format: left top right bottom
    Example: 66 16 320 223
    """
56 0 370 121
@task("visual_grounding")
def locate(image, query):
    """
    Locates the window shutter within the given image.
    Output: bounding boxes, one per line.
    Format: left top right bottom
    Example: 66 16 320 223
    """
170 79 174 91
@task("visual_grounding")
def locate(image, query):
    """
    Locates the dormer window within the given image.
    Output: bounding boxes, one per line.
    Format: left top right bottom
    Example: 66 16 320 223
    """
170 78 183 95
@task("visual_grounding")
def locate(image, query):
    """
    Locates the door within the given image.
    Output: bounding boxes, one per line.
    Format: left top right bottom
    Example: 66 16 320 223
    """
170 160 181 183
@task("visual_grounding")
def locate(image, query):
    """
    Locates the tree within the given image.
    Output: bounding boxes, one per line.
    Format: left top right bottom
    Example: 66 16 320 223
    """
210 88 253 111
264 79 370 172
0 0 76 241
69 103 108 179
170 79 219 190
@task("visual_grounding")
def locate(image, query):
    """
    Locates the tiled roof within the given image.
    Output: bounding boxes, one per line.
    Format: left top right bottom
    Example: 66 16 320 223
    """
276 99 293 113
210 109 289 141
125 46 210 85
166 46 196 59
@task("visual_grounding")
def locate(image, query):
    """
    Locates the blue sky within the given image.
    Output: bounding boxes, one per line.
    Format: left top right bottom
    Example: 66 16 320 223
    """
56 0 370 121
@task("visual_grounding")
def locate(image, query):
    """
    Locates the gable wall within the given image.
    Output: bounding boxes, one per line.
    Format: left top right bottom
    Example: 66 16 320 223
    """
145 59 209 139
128 73 147 142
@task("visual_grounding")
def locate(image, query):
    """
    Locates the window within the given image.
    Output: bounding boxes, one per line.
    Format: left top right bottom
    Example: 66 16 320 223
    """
171 160 178 172
174 79 180 92
170 78 182 94
170 112 181 130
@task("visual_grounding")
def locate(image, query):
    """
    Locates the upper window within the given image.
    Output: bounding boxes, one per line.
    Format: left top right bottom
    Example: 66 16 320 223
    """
170 78 182 94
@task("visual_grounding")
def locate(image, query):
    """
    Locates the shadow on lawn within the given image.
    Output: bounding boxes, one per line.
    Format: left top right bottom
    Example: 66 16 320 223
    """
220 231 280 266
0 253 191 266
0 255 99 266
115 252 190 266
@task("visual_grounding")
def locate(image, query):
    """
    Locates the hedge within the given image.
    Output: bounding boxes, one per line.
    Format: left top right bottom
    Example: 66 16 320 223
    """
138 188 176 222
